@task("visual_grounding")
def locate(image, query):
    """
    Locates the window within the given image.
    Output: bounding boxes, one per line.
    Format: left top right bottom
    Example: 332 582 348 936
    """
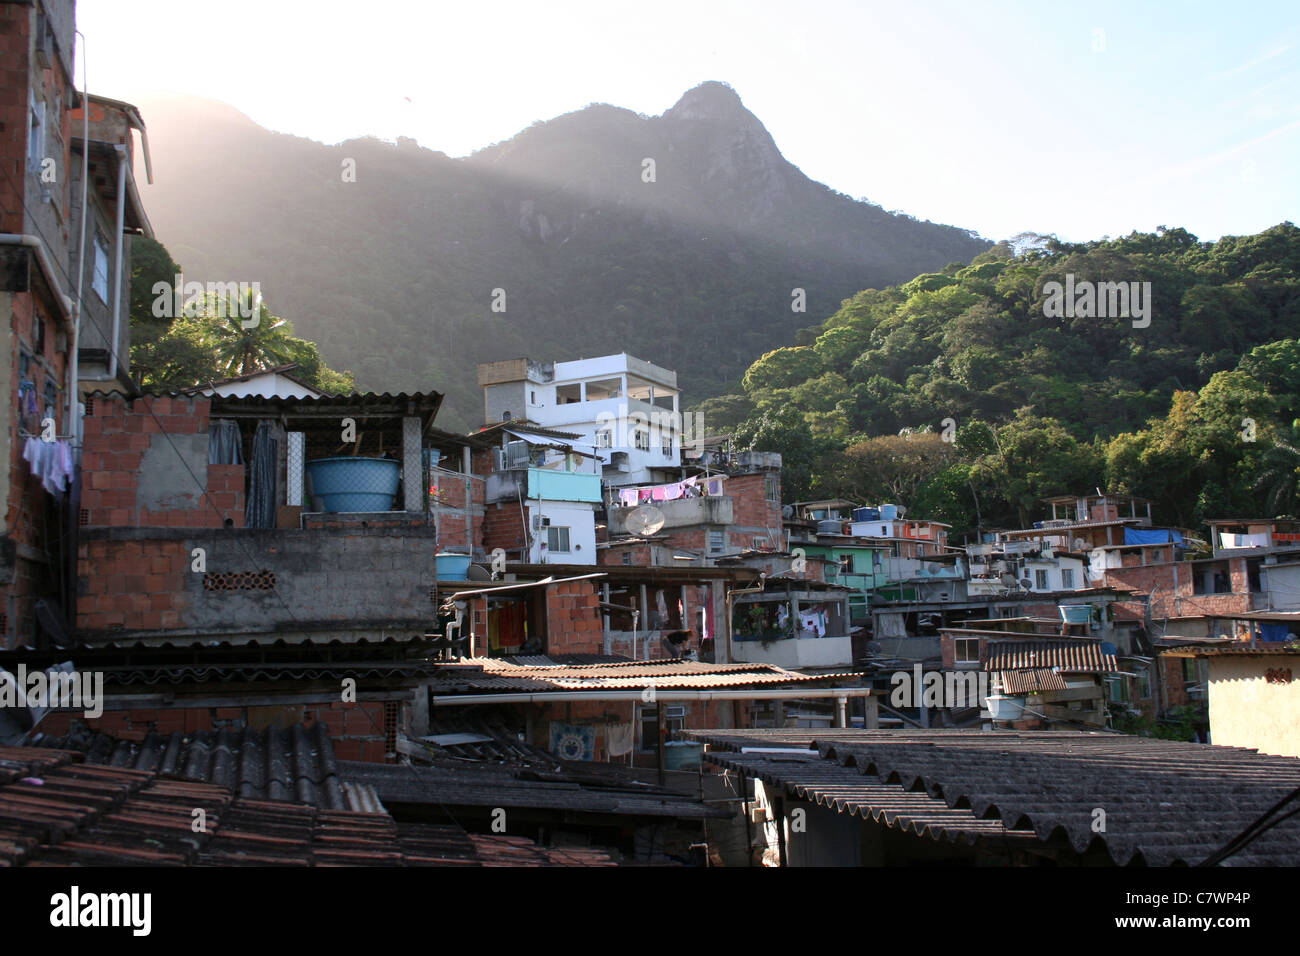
661 433 672 456
32 312 44 356
1106 676 1129 703
954 638 980 665
92 231 110 302
530 390 537 405
621 551 632 565
633 428 649 452
596 428 612 448
708 530 725 555
753 537 767 550
1034 569 1049 590
764 474 780 501
28 92 45 171
1061 568 1075 589
546 526 571 553
839 554 854 574
1137 667 1152 699
639 704 686 750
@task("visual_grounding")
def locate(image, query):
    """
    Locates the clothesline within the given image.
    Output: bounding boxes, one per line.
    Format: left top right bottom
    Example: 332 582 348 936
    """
615 474 726 507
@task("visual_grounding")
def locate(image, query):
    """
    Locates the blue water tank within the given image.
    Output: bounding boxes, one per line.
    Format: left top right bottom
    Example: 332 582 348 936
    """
880 504 898 521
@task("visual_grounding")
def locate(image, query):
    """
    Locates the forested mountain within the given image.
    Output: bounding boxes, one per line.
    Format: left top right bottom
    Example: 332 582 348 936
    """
134 82 987 429
714 223 1300 533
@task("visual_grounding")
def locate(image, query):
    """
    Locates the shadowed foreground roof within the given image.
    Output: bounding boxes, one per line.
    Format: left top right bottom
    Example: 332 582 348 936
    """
685 729 1300 866
0 744 616 866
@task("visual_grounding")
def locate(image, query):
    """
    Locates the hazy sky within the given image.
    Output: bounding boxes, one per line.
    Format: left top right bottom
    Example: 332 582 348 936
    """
79 0 1298 243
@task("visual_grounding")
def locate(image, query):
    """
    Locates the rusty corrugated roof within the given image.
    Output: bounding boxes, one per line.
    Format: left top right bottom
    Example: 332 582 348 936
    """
433 657 858 693
984 640 1118 674
995 669 1069 694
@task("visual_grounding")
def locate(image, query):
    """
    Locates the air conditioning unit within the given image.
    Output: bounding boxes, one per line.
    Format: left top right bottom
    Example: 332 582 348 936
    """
492 448 505 471
532 514 551 531
664 705 686 719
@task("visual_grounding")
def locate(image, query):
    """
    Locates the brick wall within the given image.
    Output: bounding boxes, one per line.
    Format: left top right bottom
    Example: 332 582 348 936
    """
1106 558 1253 622
36 699 394 762
3 282 72 647
545 577 603 655
483 500 528 558
80 394 245 529
528 698 740 762
726 473 781 532
430 467 484 553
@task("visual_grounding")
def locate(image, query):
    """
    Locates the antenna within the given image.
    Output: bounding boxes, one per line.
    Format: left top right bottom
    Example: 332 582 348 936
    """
624 505 665 538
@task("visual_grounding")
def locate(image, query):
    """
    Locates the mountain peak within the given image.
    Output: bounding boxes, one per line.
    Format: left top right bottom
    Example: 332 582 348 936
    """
664 81 748 121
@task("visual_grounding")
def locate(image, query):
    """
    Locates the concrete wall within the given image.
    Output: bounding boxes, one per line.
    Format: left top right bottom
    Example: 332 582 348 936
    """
77 526 441 643
1206 654 1300 757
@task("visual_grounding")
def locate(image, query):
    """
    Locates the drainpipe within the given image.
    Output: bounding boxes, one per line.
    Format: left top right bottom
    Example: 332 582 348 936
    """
69 30 89 443
108 144 128 383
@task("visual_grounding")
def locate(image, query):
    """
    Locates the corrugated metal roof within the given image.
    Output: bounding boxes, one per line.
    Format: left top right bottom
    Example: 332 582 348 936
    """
996 669 1069 694
0 745 618 866
26 724 351 810
984 640 1118 674
1161 645 1299 658
700 747 1039 849
432 658 859 693
686 729 1300 866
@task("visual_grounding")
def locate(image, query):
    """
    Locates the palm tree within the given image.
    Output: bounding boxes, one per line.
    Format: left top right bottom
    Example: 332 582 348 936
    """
204 290 296 377
1255 421 1300 517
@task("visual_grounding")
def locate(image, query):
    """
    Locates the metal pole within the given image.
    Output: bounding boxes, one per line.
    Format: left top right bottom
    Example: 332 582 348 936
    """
655 703 665 786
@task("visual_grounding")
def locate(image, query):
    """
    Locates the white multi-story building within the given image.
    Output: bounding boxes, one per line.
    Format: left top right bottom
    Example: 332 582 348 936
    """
478 354 685 487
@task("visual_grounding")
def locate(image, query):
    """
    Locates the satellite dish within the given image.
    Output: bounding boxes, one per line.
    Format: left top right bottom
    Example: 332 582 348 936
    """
1019 578 1034 591
624 505 665 538
465 563 492 582
999 573 1019 588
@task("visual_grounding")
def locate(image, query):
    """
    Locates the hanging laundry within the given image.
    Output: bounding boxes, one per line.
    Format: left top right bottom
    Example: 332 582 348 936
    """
605 722 635 758
619 488 638 507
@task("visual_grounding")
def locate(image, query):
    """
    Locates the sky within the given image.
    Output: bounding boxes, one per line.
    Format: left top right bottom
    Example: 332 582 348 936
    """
78 0 1299 243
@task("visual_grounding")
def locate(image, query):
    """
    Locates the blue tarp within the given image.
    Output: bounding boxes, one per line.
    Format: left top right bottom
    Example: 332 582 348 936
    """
1259 622 1293 643
1123 528 1184 546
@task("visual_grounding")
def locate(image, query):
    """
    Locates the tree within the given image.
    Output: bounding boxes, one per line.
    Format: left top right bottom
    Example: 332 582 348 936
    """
830 433 955 505
733 406 827 502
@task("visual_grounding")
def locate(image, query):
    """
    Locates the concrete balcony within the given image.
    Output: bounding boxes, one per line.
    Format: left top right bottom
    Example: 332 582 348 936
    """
730 635 853 671
487 467 602 504
607 496 733 534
